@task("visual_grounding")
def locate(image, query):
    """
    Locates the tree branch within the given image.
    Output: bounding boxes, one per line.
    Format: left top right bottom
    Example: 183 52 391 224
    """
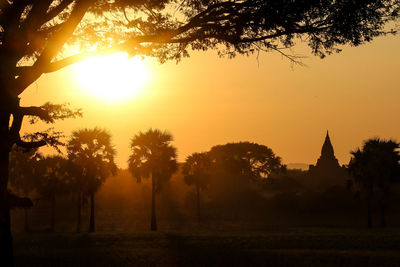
8 192 33 209
14 33 175 74
22 128 66 153
16 44 136 74
43 0 75 23
14 0 92 95
11 102 81 125
16 138 47 149
17 106 52 122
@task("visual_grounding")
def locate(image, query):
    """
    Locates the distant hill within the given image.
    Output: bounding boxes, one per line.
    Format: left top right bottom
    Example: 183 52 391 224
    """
286 163 309 171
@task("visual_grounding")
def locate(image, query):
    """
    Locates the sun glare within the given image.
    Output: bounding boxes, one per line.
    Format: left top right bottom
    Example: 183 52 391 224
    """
74 53 150 102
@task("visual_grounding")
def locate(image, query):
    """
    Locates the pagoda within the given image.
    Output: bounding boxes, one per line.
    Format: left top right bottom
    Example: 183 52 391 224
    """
307 131 349 190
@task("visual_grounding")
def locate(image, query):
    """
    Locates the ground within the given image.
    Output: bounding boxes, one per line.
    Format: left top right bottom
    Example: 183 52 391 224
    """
13 228 400 266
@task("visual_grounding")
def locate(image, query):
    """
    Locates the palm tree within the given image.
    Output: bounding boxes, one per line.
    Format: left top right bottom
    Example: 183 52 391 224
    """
35 156 71 232
348 138 400 228
128 129 178 231
67 128 117 233
9 146 42 232
182 152 211 223
67 157 87 233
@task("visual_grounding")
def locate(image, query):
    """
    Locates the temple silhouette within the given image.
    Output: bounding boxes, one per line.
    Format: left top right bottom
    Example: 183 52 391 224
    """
306 131 350 191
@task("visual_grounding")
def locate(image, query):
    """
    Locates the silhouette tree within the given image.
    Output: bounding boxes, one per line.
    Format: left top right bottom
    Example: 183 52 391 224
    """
348 138 400 228
182 152 212 223
1 104 79 263
265 167 305 195
67 158 87 233
35 155 72 232
67 128 117 233
128 129 178 231
206 142 284 213
1 1 399 264
209 142 283 182
8 146 42 232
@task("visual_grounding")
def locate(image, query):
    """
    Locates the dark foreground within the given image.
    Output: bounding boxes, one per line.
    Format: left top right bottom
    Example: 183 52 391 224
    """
14 228 400 266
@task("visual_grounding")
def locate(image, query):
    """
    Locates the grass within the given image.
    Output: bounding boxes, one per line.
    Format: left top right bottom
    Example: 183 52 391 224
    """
13 228 400 266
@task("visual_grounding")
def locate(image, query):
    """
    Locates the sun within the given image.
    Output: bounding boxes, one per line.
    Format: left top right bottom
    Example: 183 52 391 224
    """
74 53 150 102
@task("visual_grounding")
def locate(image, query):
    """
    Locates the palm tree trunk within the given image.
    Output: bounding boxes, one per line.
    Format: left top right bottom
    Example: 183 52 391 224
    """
89 193 95 232
23 208 29 232
196 183 201 223
151 173 157 231
50 194 56 232
367 195 372 228
379 197 386 228
77 192 81 233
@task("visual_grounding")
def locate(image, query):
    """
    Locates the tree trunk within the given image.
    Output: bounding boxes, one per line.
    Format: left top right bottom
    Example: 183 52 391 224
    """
1 55 29 266
0 125 13 266
77 192 81 233
24 208 29 232
50 194 56 232
380 197 386 228
196 183 201 224
0 194 12 267
151 173 157 231
367 195 372 228
89 193 95 233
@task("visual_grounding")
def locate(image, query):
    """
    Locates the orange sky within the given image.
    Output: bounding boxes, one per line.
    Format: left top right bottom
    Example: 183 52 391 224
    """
20 35 400 168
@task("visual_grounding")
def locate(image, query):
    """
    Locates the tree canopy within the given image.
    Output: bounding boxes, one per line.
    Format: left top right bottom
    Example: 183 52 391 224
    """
348 138 400 227
349 138 400 192
35 155 71 199
1 0 399 98
128 128 178 191
182 152 211 190
67 128 117 195
208 142 283 181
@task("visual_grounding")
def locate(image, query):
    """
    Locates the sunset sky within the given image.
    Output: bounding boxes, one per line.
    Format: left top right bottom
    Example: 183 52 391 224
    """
20 34 400 168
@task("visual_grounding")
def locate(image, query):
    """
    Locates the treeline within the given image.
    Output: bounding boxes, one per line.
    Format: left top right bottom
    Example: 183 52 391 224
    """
9 128 116 233
9 129 400 232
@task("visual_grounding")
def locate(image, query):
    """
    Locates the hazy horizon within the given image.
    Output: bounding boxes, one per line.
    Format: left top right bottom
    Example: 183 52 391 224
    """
20 35 400 168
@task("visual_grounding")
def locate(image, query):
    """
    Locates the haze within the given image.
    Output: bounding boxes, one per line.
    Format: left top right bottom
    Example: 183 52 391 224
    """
20 35 400 168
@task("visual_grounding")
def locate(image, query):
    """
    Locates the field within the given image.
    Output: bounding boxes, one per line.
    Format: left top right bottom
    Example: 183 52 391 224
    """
13 228 400 266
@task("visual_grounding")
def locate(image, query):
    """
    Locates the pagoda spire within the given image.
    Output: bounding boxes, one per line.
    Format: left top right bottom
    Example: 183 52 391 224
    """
321 130 335 159
308 130 349 191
